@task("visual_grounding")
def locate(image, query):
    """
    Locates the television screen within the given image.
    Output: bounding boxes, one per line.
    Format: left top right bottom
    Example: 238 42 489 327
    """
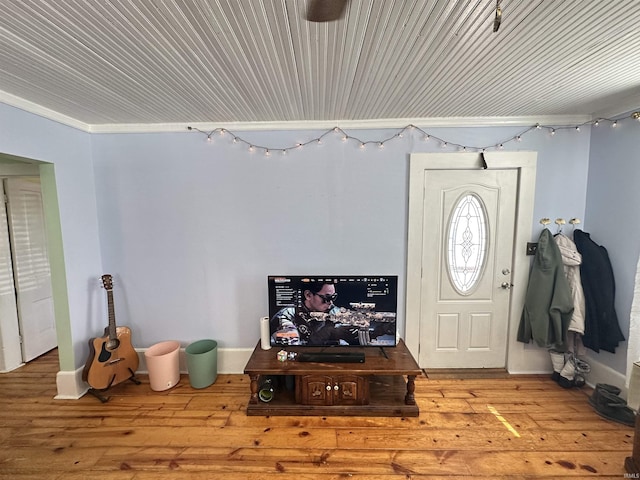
267 275 398 347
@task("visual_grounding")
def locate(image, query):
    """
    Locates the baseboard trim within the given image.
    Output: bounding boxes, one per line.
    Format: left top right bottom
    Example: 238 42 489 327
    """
55 346 255 399
583 356 627 398
134 346 254 374
509 356 627 396
55 366 89 400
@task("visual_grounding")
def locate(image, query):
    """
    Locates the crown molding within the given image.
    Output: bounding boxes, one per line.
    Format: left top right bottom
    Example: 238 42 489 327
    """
90 115 593 134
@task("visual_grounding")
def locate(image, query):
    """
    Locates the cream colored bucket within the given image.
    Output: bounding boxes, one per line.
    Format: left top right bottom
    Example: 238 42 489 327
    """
144 340 181 391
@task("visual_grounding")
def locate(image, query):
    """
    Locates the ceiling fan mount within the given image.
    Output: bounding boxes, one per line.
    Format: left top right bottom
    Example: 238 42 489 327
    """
306 0 349 22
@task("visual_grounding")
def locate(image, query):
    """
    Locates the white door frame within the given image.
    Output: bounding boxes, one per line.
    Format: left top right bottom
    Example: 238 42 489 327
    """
0 181 22 372
405 151 542 373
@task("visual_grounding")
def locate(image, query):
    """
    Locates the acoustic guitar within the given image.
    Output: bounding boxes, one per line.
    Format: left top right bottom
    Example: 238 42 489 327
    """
82 274 139 391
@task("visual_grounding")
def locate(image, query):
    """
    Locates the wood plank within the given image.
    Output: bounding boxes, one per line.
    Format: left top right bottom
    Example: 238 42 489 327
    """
424 368 510 379
337 428 632 451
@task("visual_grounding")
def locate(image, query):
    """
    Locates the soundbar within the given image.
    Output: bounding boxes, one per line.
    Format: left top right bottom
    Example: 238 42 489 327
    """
297 352 365 363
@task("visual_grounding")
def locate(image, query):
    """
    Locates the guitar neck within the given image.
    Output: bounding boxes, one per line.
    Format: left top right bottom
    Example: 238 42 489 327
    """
106 289 117 341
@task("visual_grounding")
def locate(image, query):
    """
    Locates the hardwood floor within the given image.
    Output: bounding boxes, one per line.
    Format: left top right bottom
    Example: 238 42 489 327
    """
0 349 634 479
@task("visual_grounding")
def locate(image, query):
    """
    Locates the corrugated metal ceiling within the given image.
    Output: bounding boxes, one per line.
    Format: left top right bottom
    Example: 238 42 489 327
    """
0 0 639 130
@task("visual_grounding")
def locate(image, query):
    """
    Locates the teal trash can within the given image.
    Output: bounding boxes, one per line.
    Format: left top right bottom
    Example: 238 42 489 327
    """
185 339 218 389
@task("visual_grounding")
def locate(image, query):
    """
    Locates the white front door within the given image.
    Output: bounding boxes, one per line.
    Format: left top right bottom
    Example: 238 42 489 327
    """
420 168 516 368
4 177 57 362
406 152 536 369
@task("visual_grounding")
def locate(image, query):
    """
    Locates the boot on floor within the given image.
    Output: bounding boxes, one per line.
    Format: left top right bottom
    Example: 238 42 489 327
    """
558 356 576 388
549 349 565 382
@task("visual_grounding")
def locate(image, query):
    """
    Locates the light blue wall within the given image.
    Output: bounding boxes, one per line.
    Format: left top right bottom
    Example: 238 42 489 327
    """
0 103 103 370
5 98 634 376
586 114 640 374
91 124 591 351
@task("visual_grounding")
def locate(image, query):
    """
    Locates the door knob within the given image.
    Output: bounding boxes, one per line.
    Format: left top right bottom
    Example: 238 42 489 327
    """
501 282 513 289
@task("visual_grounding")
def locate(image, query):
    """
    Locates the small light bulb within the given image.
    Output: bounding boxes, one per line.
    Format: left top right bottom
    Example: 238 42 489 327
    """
612 121 618 128
550 129 555 136
575 126 580 132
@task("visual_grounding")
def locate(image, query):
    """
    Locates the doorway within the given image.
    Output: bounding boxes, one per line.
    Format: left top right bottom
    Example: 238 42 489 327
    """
0 156 63 373
405 152 536 370
1 177 57 364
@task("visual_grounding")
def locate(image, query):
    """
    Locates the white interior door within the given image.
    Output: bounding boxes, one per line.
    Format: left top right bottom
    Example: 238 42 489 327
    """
5 177 57 362
418 168 517 368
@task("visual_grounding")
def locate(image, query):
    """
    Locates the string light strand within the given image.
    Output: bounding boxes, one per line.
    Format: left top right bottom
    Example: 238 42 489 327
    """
187 111 640 155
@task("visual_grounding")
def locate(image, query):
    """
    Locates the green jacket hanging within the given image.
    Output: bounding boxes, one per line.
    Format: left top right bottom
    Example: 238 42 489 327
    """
517 228 574 350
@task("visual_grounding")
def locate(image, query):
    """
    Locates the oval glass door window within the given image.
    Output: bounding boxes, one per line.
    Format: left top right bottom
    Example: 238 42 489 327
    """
446 193 488 295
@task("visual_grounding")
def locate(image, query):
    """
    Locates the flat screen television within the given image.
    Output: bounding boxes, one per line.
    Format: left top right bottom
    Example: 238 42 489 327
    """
267 275 398 347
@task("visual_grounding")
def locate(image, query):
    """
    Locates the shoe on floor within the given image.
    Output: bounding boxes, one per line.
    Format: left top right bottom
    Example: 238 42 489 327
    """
589 389 635 427
588 383 623 408
595 383 621 396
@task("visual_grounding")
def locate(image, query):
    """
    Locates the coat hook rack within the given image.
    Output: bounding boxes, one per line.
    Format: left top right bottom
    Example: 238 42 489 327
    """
528 217 581 255
538 217 581 228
